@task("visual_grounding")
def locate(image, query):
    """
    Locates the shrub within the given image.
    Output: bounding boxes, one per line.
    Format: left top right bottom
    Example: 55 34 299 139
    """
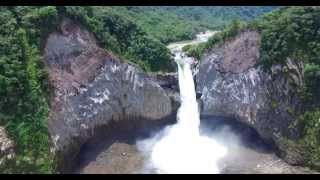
299 109 320 170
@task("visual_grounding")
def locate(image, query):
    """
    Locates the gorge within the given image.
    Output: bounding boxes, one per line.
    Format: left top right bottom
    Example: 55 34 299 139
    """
71 29 313 174
0 6 319 174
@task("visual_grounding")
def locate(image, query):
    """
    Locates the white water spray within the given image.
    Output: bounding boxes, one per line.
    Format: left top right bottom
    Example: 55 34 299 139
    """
149 52 227 174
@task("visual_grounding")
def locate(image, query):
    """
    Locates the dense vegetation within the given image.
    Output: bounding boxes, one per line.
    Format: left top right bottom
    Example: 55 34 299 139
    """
5 5 319 173
298 109 320 170
61 6 173 72
0 6 57 173
256 7 320 104
111 6 276 44
258 6 320 170
186 6 320 170
0 6 174 173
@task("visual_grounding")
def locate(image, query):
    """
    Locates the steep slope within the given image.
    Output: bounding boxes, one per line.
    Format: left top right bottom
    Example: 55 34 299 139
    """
195 6 320 170
46 18 175 172
196 30 305 165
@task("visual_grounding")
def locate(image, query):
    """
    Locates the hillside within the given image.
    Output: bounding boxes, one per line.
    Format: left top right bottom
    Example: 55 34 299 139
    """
111 6 277 43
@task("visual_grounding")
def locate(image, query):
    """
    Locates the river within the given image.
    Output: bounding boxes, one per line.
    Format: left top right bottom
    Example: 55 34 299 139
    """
167 30 218 53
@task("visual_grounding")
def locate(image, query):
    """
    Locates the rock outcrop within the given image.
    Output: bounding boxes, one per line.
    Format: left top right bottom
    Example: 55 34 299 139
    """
0 126 15 166
44 18 174 172
148 72 180 110
196 31 305 165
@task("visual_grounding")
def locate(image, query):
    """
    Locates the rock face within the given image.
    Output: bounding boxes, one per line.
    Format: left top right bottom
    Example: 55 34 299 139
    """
0 126 15 166
44 18 173 172
148 73 179 91
148 72 180 110
196 31 305 165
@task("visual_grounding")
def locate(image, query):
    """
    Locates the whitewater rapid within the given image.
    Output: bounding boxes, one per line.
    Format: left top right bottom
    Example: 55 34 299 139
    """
149 52 227 174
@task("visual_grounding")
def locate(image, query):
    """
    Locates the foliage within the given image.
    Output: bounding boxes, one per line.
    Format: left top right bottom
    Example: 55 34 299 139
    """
0 6 278 173
255 6 320 171
114 6 276 44
183 19 248 60
298 109 320 170
0 6 176 173
59 6 173 72
255 7 320 69
182 43 206 60
304 63 320 103
0 7 56 173
271 100 279 109
252 7 320 103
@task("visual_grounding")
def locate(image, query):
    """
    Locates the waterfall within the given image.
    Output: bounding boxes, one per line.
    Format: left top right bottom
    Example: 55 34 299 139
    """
176 53 200 136
149 52 227 174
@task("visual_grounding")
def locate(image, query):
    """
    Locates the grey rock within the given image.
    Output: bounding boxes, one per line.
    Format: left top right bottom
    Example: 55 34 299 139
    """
0 126 15 166
44 18 173 172
196 31 305 165
148 72 180 110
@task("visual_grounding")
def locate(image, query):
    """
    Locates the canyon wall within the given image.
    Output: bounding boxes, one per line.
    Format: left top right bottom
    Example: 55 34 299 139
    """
196 31 305 165
44 19 306 171
44 18 174 172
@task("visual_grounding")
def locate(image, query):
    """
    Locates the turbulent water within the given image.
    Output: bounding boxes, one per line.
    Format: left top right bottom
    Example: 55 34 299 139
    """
149 52 227 174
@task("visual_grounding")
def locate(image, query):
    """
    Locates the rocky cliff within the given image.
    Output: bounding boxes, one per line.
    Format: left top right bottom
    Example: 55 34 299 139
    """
41 19 308 171
196 31 305 165
44 18 175 172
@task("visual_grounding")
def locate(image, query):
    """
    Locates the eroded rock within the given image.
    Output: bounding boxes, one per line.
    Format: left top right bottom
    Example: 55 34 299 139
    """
44 18 174 172
0 127 15 166
196 30 305 165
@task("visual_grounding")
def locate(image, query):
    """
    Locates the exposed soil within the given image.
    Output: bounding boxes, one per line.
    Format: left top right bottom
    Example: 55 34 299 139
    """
214 31 260 74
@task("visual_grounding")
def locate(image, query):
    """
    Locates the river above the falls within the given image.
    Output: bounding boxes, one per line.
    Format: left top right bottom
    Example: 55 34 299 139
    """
167 30 218 53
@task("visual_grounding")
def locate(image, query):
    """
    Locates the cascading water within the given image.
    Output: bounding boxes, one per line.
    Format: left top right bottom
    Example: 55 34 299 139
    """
149 52 227 174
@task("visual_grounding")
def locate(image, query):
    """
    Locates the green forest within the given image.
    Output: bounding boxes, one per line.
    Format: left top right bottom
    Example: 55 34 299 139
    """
1 6 320 173
111 6 276 43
